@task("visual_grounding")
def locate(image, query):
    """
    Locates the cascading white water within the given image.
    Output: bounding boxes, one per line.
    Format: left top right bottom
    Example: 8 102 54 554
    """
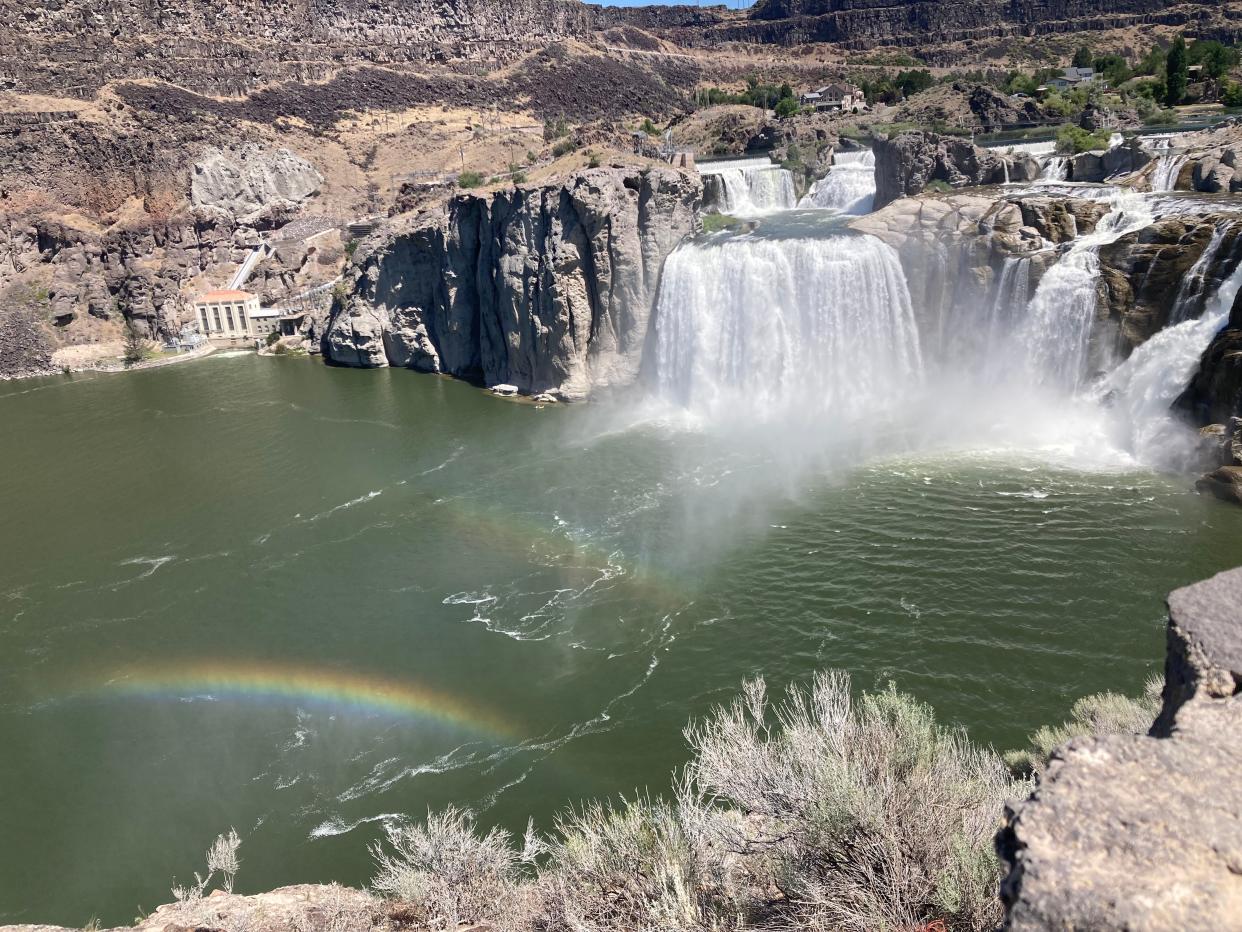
1151 153 1188 192
1170 222 1242 324
1096 257 1242 469
654 152 1230 474
799 150 876 214
1020 191 1155 391
996 140 1057 159
653 234 923 419
699 158 797 216
1039 156 1069 181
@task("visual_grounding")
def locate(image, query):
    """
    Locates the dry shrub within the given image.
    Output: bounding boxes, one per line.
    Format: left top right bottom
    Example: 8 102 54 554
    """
1004 675 1162 777
684 673 1021 932
361 671 1186 930
369 807 536 931
536 793 746 931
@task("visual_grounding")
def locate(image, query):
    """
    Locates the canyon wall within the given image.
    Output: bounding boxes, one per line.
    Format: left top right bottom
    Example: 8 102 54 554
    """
0 0 598 96
723 0 1222 52
324 167 700 400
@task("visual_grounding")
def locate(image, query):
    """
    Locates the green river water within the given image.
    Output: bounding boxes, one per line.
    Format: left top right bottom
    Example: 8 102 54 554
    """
1 352 1239 924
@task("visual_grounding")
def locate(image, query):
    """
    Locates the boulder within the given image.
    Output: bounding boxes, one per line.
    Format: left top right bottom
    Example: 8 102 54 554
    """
998 568 1242 929
1195 465 1242 504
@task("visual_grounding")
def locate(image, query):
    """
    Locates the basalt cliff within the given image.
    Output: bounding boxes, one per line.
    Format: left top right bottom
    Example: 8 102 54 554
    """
324 167 699 400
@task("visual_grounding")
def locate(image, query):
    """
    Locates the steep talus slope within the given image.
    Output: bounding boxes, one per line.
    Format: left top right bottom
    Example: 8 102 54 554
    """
325 167 700 400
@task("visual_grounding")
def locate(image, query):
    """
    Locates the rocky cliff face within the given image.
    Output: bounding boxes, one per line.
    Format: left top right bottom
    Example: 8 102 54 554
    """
872 132 1037 211
324 167 700 400
724 0 1222 55
191 146 323 225
997 566 1242 929
1 0 598 96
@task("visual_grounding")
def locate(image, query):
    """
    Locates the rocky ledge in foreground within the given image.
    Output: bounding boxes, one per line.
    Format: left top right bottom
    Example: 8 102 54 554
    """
997 566 1242 929
323 166 700 401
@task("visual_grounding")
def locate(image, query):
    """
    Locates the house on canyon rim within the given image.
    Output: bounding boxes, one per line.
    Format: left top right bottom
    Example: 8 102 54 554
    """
799 83 867 113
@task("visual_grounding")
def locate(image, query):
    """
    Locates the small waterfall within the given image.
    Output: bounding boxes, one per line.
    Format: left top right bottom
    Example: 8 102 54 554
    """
699 158 797 216
798 150 876 214
1020 191 1155 391
1039 156 1069 181
1151 153 1188 192
982 257 1032 378
1097 259 1242 468
996 140 1057 159
1170 221 1242 324
653 233 923 418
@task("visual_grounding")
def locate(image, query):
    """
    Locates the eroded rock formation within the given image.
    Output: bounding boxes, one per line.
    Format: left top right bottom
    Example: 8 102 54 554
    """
872 132 1037 211
325 167 700 399
998 566 1242 929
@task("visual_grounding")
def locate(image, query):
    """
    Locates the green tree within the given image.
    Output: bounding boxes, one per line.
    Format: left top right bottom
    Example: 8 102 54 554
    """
1092 53 1131 86
774 97 799 118
1190 40 1240 80
1072 45 1093 68
1223 80 1242 108
1135 44 1166 77
778 82 794 100
895 68 934 97
1165 35 1189 106
122 320 147 367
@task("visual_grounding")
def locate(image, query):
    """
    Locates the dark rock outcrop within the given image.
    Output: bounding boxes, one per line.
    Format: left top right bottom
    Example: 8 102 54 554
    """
1097 213 1240 348
1065 138 1151 182
872 132 1032 210
325 167 700 400
1183 308 1242 425
724 0 1223 57
998 567 1242 930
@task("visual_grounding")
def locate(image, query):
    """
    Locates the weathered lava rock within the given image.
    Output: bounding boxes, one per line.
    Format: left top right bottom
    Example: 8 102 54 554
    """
325 167 700 400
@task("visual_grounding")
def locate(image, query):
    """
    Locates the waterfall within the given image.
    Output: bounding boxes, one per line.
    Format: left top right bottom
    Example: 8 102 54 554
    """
996 140 1056 159
1151 153 1187 192
1039 156 1069 181
652 233 923 419
799 150 875 214
1096 259 1242 469
980 257 1032 380
1020 191 1155 391
699 158 797 216
1170 222 1242 324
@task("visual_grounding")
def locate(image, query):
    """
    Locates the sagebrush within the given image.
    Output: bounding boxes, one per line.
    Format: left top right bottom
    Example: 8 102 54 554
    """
366 671 1097 931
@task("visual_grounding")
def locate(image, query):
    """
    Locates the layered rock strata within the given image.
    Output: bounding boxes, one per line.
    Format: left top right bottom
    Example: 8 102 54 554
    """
324 167 700 400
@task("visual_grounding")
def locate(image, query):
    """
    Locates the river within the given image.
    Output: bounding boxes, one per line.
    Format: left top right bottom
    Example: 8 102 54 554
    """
1 352 1239 924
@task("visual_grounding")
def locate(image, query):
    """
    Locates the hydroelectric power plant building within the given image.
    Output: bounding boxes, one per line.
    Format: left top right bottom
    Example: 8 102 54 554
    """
191 290 281 341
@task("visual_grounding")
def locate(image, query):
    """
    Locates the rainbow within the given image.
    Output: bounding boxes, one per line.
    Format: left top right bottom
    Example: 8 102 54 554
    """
86 660 520 740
